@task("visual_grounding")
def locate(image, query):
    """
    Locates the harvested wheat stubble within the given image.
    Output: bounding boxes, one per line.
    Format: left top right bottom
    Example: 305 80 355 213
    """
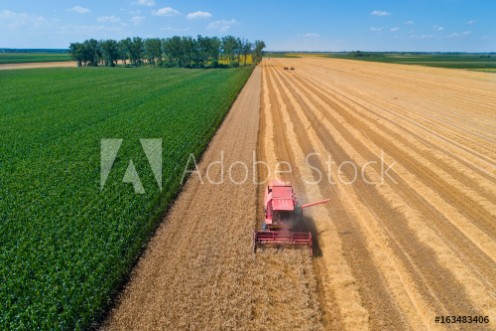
263 57 496 331
103 66 323 331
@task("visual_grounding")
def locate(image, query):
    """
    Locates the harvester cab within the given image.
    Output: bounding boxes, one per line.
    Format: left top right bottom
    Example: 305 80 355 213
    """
253 180 330 256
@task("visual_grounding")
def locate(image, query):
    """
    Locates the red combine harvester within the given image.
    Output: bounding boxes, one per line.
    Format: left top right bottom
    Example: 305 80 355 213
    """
253 180 330 256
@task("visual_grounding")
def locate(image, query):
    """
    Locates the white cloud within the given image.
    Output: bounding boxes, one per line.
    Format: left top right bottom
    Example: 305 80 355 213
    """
97 16 120 23
67 6 91 14
187 11 212 19
433 25 444 31
371 10 391 17
467 19 476 25
207 19 239 32
131 16 145 25
0 10 46 29
390 27 400 32
133 0 155 6
369 27 383 32
298 33 320 38
410 34 433 40
448 30 471 38
404 20 414 25
152 7 180 16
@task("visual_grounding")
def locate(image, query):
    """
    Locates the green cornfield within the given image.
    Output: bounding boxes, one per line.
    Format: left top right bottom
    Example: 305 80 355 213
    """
0 53 72 64
0 66 253 329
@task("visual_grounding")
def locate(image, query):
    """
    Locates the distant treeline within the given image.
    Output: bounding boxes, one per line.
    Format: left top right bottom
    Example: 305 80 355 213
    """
349 51 385 57
69 36 266 68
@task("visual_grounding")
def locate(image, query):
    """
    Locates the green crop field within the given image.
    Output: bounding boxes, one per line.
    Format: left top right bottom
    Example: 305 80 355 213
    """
0 66 253 329
264 52 302 58
327 53 496 70
0 53 72 64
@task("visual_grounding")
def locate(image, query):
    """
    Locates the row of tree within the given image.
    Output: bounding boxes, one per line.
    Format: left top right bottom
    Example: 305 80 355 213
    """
69 36 266 68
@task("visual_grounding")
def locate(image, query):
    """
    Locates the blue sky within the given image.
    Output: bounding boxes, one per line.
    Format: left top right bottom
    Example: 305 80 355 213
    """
0 0 494 51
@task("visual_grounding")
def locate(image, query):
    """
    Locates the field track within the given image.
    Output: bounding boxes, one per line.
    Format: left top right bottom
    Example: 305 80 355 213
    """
0 61 77 70
105 58 496 330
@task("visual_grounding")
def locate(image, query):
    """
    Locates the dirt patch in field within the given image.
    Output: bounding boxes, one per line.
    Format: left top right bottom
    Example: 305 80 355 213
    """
0 61 77 70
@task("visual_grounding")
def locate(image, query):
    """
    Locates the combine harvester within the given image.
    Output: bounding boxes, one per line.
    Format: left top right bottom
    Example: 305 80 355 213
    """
253 180 330 256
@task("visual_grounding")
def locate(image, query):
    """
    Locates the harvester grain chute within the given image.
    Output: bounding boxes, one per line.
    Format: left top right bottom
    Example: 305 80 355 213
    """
253 180 330 256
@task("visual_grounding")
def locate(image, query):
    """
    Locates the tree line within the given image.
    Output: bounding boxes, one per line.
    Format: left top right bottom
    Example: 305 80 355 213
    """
69 36 265 68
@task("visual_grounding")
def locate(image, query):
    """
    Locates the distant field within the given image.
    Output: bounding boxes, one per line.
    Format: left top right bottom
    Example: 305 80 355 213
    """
0 66 253 329
264 52 496 70
264 52 301 58
0 53 71 64
472 68 496 73
328 53 496 69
